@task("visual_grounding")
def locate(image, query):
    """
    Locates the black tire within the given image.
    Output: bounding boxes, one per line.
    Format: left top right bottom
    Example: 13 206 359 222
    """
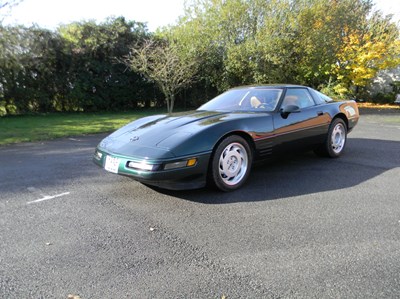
314 118 347 158
208 135 253 192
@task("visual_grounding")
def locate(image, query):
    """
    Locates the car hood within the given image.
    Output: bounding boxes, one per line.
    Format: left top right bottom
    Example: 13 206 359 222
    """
98 110 269 158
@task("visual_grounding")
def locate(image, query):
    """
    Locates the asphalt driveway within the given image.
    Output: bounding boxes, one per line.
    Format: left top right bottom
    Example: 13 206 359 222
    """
1 110 399 298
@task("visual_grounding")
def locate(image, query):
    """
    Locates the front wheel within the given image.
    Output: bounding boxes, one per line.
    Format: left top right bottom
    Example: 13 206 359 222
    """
209 135 253 192
314 118 347 158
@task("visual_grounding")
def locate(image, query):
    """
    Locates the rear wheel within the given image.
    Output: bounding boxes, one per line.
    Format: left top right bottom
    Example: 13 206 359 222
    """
209 135 252 192
314 118 347 158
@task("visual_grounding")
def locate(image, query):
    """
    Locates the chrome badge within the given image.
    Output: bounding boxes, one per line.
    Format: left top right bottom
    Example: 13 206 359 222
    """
100 137 112 148
130 136 139 142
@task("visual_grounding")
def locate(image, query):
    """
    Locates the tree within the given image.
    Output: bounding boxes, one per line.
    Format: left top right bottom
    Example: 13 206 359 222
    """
0 17 156 115
167 0 400 99
58 17 153 111
0 25 60 113
168 0 255 92
331 12 400 96
126 38 198 113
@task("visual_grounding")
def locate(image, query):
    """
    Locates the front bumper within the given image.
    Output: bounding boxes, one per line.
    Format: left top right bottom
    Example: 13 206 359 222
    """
93 148 211 190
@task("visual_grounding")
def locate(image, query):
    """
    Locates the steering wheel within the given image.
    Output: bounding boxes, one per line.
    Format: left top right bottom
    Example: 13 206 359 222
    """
257 102 274 110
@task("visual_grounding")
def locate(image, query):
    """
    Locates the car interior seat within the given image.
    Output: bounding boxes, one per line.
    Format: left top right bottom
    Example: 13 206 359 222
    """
250 96 262 108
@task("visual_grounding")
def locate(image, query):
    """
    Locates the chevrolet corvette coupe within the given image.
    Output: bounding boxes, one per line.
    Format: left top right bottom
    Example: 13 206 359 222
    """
93 85 359 191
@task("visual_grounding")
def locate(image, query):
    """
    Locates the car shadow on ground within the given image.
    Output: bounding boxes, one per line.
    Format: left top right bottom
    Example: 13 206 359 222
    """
153 137 400 204
1 136 398 204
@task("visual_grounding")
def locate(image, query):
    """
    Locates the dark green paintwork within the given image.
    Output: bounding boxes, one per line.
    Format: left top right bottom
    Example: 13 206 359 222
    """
93 85 359 190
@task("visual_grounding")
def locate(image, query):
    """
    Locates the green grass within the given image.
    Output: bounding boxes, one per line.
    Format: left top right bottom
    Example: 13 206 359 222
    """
0 110 166 145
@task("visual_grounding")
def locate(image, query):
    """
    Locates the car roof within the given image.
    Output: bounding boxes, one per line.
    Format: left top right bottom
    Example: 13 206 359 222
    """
230 84 308 90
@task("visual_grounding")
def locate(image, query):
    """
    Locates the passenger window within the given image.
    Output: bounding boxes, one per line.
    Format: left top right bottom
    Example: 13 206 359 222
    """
282 89 315 109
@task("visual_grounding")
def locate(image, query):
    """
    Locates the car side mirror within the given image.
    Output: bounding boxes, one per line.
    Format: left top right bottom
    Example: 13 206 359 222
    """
280 105 300 118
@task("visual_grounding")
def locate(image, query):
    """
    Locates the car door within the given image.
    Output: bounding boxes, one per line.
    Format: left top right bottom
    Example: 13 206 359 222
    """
272 87 331 152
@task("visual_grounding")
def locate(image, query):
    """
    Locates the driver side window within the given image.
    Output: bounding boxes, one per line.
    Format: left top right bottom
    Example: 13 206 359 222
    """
282 89 315 109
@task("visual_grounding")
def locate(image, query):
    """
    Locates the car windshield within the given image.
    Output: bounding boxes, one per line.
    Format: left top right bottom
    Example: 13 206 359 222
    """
198 88 283 112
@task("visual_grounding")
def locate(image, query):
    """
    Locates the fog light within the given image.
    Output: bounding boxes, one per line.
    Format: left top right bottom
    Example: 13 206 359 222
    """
128 161 155 171
164 161 187 170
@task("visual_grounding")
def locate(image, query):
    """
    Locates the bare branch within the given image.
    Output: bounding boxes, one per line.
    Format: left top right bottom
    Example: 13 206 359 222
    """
126 39 198 113
0 0 23 21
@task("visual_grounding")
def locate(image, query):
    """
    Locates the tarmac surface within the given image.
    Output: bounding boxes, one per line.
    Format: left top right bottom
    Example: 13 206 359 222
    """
1 110 399 298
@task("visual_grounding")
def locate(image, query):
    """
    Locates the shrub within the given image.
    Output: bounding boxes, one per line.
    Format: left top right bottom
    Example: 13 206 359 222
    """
0 105 6 116
372 92 396 104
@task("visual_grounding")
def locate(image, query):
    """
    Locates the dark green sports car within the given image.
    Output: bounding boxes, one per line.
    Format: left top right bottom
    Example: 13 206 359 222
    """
93 85 359 191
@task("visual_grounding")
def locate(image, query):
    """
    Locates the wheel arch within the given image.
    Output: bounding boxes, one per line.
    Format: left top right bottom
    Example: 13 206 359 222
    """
212 130 256 157
333 113 349 130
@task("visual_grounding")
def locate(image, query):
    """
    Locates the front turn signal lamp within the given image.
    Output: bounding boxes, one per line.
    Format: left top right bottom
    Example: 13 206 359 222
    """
164 158 197 170
186 158 197 167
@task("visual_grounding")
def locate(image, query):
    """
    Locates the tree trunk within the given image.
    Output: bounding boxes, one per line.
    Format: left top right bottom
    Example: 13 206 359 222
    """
165 95 170 113
170 94 175 114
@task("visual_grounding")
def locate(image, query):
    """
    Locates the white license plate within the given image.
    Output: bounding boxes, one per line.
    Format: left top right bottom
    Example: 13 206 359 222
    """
104 155 120 173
